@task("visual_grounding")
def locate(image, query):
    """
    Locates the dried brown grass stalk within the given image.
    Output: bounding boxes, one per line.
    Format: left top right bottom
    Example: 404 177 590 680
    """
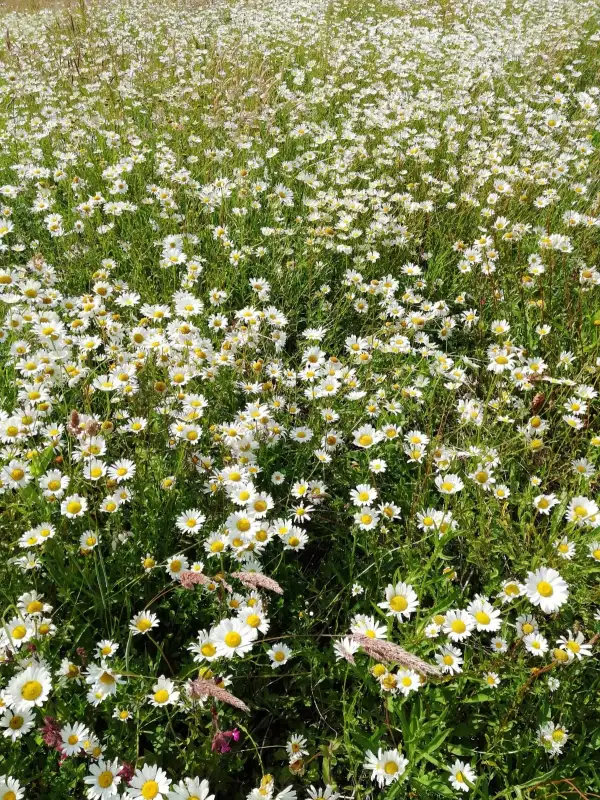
353 634 440 676
188 678 250 713
231 571 283 595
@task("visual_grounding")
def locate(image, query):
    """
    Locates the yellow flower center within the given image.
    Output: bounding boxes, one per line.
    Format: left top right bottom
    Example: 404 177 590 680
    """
210 540 224 553
99 671 115 685
537 581 553 597
201 643 216 657
384 761 398 775
451 620 466 634
237 519 251 532
288 536 300 547
474 611 490 625
170 560 182 572
224 631 242 648
141 780 159 799
360 514 372 525
274 651 285 662
12 625 27 640
522 622 534 635
382 674 397 690
567 641 580 653
68 734 79 745
11 469 25 481
554 648 569 662
154 689 169 704
573 505 587 517
9 716 23 730
27 599 44 615
67 501 82 515
21 680 42 701
358 434 373 447
246 614 261 628
441 481 453 492
98 772 114 788
390 595 408 612
136 618 152 632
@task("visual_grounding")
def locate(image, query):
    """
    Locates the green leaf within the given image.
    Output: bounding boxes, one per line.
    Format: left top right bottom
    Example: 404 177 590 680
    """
30 445 56 477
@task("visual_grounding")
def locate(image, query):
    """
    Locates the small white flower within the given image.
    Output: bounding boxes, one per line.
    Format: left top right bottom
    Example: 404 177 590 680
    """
449 760 477 792
363 748 408 787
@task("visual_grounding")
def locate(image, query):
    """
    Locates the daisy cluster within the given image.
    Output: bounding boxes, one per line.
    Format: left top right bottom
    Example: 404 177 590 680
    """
0 0 599 796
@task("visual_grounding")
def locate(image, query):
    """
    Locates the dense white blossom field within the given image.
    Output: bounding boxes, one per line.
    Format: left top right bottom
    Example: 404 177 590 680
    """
0 0 600 796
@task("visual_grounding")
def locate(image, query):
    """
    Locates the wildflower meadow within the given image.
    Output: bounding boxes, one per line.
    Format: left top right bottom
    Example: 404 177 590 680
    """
0 0 600 796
